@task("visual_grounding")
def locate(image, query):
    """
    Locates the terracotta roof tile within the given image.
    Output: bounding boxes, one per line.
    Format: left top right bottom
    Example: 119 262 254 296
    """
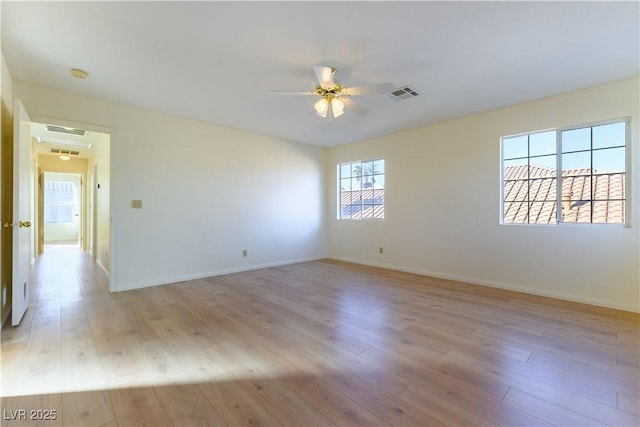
340 189 384 219
503 165 625 224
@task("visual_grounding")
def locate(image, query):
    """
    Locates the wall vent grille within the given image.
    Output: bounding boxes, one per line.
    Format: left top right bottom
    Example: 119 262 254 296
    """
45 125 87 136
383 85 420 102
49 148 80 156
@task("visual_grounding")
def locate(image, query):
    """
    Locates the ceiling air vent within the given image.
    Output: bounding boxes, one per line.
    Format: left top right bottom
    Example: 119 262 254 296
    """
45 124 87 137
383 85 420 102
49 148 80 156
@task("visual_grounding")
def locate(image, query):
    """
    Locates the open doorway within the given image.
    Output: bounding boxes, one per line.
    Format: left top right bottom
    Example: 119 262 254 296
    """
32 121 111 276
1 110 113 328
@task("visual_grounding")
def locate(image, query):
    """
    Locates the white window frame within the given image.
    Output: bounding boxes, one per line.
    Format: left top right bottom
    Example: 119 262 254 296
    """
337 158 385 221
500 117 630 226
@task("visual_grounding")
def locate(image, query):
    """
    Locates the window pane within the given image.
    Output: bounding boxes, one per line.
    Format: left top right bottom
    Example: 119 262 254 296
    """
373 159 385 176
593 147 625 173
562 151 590 174
593 172 625 200
362 160 374 175
529 131 556 156
573 201 592 223
593 173 626 202
362 190 376 218
363 189 374 206
593 122 626 149
340 163 352 178
562 127 591 152
373 205 384 219
503 201 528 223
340 178 351 191
593 200 624 224
340 190 353 219
503 157 528 180
529 154 556 170
373 189 384 204
350 177 361 191
529 177 556 202
561 199 590 223
504 180 525 202
528 202 557 224
361 161 375 189
503 135 528 159
562 175 591 201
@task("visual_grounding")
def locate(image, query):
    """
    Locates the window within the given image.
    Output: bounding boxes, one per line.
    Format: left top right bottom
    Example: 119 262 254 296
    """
338 158 385 220
44 180 77 224
501 119 628 225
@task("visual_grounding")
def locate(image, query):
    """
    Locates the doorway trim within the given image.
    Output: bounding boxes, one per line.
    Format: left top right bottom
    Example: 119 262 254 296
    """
30 115 117 292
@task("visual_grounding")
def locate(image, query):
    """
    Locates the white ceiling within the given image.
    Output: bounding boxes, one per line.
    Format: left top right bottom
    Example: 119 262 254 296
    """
2 1 638 147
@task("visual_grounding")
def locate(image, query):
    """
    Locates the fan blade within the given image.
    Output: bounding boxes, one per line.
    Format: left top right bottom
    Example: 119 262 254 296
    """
342 98 369 115
346 82 395 96
313 65 335 89
268 90 315 96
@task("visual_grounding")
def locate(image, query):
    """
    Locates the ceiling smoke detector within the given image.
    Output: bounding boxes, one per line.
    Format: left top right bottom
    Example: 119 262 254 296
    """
70 68 89 79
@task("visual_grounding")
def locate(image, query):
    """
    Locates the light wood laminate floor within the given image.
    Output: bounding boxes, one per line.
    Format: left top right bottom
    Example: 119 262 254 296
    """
1 246 638 426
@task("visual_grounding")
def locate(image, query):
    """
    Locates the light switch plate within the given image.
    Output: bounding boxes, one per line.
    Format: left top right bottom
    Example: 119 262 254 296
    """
132 200 142 209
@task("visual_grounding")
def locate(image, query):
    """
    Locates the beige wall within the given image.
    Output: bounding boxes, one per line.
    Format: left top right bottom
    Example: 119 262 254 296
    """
91 132 110 272
7 60 638 312
327 77 640 312
14 81 328 291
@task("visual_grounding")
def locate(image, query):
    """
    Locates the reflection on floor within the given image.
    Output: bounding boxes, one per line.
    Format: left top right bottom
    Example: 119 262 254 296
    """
1 245 638 426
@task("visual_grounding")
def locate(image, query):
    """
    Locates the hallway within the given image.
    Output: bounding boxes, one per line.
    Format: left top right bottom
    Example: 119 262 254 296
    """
1 245 109 384
1 245 112 424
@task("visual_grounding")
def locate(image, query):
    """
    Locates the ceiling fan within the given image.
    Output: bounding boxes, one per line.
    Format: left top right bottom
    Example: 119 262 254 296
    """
270 65 395 123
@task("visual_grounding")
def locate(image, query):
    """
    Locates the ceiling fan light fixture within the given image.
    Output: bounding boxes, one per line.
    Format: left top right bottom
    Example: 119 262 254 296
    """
315 98 329 117
331 98 345 117
270 65 390 122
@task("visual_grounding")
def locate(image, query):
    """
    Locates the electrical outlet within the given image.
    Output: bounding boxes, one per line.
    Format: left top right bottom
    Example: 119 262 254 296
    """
242 249 248 257
379 246 384 254
131 199 142 209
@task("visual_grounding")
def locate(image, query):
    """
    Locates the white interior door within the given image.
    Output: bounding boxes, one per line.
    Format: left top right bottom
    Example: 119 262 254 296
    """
12 99 32 326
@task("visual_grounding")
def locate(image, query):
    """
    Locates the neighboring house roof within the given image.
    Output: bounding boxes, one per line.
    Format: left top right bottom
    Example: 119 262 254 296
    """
340 189 384 219
338 165 625 223
503 165 625 224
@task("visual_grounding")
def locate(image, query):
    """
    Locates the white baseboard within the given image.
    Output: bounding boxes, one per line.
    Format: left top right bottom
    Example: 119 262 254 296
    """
96 259 110 278
329 256 639 314
113 256 325 292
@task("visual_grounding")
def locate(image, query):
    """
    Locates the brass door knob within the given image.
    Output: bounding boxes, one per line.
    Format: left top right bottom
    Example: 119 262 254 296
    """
19 221 31 228
2 222 12 228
